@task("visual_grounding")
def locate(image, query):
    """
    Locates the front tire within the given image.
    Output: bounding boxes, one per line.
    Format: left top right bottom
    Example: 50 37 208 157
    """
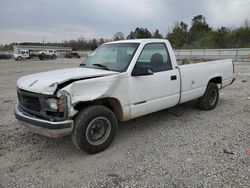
71 105 117 154
198 82 219 110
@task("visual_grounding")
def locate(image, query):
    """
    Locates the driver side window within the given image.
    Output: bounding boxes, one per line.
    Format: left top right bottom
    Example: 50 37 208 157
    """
136 43 172 72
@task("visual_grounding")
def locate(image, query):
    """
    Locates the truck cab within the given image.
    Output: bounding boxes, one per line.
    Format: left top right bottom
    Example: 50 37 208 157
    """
13 50 30 60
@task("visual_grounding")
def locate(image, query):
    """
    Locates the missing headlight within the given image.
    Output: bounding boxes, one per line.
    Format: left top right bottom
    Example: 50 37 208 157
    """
58 97 65 112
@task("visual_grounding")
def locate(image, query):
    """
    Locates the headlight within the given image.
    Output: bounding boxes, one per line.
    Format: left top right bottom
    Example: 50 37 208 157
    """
46 96 66 112
46 98 58 110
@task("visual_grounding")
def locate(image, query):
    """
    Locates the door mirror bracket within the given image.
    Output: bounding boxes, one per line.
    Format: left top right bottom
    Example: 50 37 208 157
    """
132 66 154 76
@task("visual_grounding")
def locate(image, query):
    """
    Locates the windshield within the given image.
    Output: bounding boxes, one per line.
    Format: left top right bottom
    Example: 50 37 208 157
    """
80 43 139 72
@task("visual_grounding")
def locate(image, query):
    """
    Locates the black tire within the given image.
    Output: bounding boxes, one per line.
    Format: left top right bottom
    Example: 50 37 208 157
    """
17 56 22 61
52 54 57 59
39 53 45 60
198 82 219 110
71 105 117 154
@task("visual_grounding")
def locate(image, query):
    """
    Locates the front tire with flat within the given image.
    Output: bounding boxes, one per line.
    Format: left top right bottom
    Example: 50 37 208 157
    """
198 82 219 110
71 105 117 154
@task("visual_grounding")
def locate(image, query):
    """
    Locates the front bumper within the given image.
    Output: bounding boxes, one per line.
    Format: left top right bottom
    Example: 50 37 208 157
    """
14 104 73 138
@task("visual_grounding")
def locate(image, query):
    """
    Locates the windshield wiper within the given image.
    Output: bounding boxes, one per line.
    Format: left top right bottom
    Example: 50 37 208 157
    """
92 64 111 71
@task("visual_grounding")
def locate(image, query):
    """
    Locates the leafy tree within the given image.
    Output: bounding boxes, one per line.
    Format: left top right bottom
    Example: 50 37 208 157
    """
153 29 163 38
90 39 98 50
166 21 188 48
212 27 230 48
228 26 250 48
113 32 125 41
99 38 105 45
127 27 152 39
191 31 216 48
189 15 211 44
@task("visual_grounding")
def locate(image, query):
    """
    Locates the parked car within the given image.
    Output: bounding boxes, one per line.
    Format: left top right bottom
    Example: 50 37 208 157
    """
0 52 12 60
38 50 57 60
14 39 235 154
65 52 81 58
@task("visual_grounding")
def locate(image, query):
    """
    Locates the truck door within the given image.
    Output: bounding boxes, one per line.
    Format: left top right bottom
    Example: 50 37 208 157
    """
129 43 180 118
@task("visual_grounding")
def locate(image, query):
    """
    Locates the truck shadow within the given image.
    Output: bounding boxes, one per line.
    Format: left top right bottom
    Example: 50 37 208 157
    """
119 100 198 129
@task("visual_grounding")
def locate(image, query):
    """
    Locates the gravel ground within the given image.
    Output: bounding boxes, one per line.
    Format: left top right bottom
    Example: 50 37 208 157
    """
0 59 249 188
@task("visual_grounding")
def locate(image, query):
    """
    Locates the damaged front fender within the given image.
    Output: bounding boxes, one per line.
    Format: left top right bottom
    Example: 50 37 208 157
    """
58 73 130 120
62 74 120 104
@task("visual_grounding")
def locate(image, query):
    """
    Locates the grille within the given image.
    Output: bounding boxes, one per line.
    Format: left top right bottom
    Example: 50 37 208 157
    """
18 92 41 112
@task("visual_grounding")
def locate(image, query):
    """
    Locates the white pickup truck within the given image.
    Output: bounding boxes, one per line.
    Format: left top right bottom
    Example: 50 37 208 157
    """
38 50 57 60
15 39 235 154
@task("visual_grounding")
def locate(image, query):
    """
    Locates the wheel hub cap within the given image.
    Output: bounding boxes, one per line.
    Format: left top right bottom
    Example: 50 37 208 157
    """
86 117 111 145
209 89 217 105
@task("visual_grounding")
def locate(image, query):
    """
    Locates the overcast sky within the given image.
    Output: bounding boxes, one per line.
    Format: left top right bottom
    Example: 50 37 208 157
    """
0 0 249 44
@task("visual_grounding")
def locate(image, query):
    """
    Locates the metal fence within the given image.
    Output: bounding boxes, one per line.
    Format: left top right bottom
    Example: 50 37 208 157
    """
174 48 250 61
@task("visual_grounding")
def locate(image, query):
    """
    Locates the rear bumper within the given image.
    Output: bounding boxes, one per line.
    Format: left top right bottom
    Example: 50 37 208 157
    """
14 104 73 138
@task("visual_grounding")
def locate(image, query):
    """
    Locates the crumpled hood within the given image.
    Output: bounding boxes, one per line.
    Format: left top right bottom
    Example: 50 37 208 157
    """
17 67 118 95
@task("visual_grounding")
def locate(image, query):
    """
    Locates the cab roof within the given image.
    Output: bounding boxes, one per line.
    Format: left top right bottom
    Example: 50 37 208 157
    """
105 39 169 45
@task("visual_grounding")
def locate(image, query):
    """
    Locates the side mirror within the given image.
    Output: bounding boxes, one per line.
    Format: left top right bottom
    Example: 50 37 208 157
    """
132 66 154 76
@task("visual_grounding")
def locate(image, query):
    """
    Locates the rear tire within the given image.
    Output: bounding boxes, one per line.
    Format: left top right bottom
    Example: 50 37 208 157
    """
39 53 45 60
17 56 22 61
198 82 219 110
71 105 117 154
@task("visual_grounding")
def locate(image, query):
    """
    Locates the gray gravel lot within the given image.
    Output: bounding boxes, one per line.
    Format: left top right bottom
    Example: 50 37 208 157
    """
0 59 249 187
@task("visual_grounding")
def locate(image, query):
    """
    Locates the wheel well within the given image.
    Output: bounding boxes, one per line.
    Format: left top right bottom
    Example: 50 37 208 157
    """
209 77 222 84
208 76 222 89
74 98 123 121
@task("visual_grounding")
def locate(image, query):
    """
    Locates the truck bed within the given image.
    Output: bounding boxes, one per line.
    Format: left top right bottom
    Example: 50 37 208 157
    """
178 59 234 103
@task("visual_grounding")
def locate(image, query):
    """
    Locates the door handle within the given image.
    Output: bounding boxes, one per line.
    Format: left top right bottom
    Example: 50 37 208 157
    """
171 75 177 80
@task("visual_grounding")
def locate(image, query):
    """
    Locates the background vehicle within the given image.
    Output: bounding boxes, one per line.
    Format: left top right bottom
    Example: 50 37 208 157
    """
13 50 38 60
15 39 235 154
38 50 57 60
13 50 30 60
65 52 81 58
0 52 12 60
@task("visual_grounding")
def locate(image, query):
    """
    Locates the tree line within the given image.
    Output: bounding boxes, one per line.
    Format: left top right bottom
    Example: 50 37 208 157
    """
1 15 249 51
166 15 250 49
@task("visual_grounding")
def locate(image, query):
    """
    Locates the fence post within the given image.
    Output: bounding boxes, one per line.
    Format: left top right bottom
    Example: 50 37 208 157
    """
236 48 239 61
